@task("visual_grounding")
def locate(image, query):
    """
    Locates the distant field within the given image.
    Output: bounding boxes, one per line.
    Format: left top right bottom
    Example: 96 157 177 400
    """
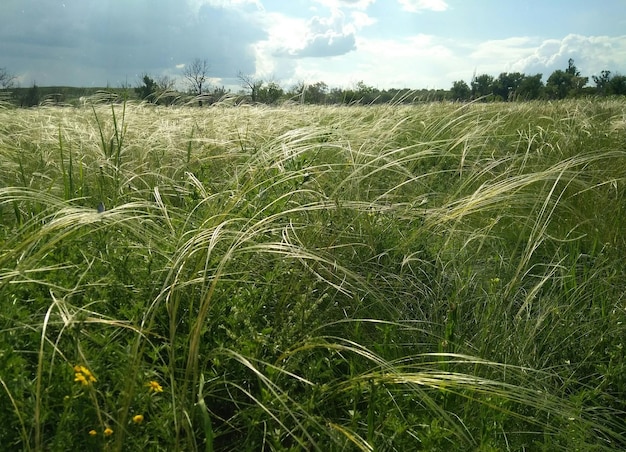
0 100 625 450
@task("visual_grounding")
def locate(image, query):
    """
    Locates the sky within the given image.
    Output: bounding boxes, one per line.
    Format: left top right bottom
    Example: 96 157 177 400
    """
1 0 625 92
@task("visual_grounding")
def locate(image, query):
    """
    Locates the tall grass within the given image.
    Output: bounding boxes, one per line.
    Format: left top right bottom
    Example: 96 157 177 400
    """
0 99 625 450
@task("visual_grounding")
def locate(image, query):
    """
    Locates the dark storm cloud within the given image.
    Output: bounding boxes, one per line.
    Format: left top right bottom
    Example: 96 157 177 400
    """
0 0 266 86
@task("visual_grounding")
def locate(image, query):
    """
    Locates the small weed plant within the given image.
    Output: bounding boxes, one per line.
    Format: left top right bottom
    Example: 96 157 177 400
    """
0 98 625 450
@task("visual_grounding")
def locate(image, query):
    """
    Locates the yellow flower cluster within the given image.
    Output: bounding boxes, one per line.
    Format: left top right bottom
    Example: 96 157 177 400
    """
74 365 97 386
88 427 113 436
147 380 163 393
82 377 159 439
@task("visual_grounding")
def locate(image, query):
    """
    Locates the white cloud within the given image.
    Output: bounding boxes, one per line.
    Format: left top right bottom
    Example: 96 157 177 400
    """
511 34 626 78
398 0 448 13
450 34 626 83
188 0 263 11
466 37 539 75
252 7 373 82
252 13 307 79
364 34 452 59
277 34 458 89
264 10 358 59
470 37 537 60
262 32 626 92
5 0 626 92
350 11 377 28
312 0 376 10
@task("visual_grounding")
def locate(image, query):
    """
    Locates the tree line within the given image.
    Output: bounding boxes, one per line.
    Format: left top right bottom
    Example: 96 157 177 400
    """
450 59 626 101
1 58 625 107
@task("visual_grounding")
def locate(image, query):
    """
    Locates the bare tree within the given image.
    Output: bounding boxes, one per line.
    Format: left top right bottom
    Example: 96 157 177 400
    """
0 67 16 89
237 71 263 103
183 58 209 100
157 75 177 92
183 59 210 106
154 75 178 105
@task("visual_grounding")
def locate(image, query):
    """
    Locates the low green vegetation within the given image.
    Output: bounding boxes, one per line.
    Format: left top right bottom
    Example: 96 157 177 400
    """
0 98 625 450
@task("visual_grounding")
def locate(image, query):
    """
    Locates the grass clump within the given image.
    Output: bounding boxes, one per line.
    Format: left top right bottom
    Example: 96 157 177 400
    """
0 99 625 450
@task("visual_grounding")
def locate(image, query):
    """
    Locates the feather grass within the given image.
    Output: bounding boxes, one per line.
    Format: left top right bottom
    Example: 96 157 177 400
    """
0 99 625 450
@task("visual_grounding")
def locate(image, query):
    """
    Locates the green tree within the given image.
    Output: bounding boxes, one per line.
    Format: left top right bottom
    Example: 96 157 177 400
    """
450 80 470 101
471 74 495 99
21 83 40 107
326 87 344 104
287 81 306 103
340 87 359 104
565 58 580 76
135 74 158 102
546 59 588 99
304 81 329 104
592 70 612 96
492 72 525 101
257 81 283 104
609 75 626 95
354 81 379 103
546 70 571 99
517 74 544 100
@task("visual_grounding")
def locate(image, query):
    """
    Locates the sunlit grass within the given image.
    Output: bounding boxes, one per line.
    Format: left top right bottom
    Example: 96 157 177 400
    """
0 98 625 450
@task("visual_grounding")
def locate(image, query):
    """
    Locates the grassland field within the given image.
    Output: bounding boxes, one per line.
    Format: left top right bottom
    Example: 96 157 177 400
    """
0 98 625 451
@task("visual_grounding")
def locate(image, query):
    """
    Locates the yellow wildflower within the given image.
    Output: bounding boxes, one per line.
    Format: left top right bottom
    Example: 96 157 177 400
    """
104 427 113 436
147 380 163 393
88 429 97 436
73 364 97 386
132 414 144 424
74 373 88 385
